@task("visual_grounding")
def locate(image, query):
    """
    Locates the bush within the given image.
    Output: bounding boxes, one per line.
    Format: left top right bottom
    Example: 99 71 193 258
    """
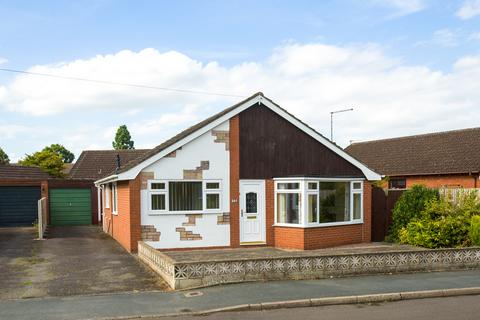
399 191 480 248
469 215 480 246
388 185 439 241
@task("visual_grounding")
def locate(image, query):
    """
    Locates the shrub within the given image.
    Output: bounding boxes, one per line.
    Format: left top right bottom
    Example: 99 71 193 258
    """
469 215 480 246
388 185 439 241
399 191 480 248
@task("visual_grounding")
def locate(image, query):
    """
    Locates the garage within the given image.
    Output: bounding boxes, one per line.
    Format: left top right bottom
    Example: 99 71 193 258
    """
49 188 92 226
0 186 41 227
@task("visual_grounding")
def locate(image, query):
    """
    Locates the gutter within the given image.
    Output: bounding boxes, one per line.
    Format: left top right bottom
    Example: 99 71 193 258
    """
94 174 118 186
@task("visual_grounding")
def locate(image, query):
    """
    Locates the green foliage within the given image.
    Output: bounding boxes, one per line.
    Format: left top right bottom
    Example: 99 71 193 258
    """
388 185 439 241
398 192 480 248
19 149 65 178
0 147 10 164
112 125 134 150
469 215 480 246
43 144 75 163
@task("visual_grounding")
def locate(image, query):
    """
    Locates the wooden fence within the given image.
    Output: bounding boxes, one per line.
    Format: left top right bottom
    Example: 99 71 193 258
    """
439 188 480 203
371 188 405 242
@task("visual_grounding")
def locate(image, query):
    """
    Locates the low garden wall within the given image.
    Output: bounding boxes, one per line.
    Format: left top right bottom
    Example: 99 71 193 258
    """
138 241 480 290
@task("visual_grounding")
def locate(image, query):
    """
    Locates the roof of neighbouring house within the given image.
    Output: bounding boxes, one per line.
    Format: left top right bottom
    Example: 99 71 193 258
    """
96 92 381 182
345 127 480 176
68 149 150 180
0 164 52 180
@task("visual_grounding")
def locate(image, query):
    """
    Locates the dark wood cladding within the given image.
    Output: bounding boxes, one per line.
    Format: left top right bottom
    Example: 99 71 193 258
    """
239 104 364 179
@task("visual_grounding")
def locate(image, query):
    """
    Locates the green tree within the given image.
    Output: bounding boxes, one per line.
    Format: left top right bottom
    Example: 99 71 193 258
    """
43 144 75 163
112 125 135 150
19 150 65 177
0 147 10 164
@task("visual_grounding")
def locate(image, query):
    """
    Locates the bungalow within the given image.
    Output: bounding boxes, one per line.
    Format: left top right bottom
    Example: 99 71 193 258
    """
345 127 480 189
95 93 381 252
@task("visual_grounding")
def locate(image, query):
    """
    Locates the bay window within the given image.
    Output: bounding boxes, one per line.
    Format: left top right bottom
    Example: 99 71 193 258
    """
148 180 222 214
275 179 363 227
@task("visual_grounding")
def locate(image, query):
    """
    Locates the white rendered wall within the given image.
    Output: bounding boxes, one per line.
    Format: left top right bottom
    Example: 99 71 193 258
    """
140 121 230 249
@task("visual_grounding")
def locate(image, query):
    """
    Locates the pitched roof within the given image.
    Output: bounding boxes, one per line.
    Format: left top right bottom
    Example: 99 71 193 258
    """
68 149 150 180
345 127 480 176
0 164 52 180
96 92 381 182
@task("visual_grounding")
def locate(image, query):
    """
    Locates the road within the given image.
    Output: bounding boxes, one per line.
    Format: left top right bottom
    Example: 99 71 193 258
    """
148 295 480 320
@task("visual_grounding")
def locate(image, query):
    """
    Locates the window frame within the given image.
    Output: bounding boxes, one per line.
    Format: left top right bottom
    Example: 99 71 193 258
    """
274 178 364 228
147 179 222 215
111 182 118 215
105 184 110 209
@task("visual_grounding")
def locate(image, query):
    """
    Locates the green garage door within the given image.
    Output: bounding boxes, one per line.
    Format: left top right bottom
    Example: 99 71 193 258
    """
49 188 91 226
0 186 41 227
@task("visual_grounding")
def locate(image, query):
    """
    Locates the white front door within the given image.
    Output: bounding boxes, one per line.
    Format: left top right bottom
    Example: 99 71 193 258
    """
239 180 266 244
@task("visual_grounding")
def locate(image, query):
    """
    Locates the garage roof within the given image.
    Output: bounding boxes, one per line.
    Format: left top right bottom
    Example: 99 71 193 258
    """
0 164 52 180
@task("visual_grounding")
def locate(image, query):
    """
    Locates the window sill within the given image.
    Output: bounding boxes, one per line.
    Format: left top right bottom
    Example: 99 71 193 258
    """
274 221 363 228
112 212 118 216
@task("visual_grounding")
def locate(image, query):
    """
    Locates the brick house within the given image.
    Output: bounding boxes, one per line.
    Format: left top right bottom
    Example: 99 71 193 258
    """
95 93 381 252
345 127 480 189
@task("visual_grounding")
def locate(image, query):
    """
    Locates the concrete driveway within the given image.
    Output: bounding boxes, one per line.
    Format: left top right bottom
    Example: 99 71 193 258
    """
0 226 168 300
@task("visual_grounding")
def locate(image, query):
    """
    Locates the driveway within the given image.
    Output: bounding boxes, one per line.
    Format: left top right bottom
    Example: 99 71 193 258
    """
0 226 168 300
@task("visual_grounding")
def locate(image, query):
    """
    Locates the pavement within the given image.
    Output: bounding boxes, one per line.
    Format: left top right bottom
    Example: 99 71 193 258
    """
0 226 167 300
148 295 480 320
1 270 480 320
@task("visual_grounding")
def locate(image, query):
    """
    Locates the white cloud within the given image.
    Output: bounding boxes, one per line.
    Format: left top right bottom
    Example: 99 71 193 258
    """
0 57 7 65
1 43 480 150
371 0 426 16
0 124 29 139
456 0 480 19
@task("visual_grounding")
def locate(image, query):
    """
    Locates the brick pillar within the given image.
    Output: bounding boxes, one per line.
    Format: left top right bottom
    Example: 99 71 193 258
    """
265 179 275 246
129 175 142 253
362 181 372 243
229 116 240 247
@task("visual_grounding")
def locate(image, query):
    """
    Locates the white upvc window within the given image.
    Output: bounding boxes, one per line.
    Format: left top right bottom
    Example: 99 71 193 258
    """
274 178 364 227
111 183 118 215
147 180 222 214
105 184 110 209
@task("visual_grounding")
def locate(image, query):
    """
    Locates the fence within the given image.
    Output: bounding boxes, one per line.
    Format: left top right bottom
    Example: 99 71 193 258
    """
371 188 405 241
439 188 480 203
37 197 47 239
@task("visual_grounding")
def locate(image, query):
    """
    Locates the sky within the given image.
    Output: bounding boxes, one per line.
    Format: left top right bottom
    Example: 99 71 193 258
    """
0 0 479 162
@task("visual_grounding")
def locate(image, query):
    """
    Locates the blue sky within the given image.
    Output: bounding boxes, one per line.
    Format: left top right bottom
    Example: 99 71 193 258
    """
1 0 480 162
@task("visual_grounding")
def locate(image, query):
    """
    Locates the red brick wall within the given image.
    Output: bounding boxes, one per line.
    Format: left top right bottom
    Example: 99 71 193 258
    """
406 174 478 188
362 181 372 243
101 177 141 253
265 179 275 246
229 116 240 247
274 226 305 249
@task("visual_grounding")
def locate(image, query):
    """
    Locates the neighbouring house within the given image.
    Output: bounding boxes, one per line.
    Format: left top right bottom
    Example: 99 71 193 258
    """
95 93 381 253
346 127 480 189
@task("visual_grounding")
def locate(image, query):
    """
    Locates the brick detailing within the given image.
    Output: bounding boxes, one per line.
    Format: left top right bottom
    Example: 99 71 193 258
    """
141 225 161 241
175 227 203 240
140 172 155 190
165 150 176 158
212 130 230 150
182 214 203 226
217 212 230 225
183 161 210 179
229 116 240 247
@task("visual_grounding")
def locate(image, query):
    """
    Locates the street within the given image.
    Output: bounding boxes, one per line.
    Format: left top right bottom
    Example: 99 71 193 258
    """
150 295 480 320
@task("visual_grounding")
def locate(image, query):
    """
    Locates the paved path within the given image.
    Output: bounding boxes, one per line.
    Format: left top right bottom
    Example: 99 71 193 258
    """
1 270 480 320
0 226 167 299
150 295 480 320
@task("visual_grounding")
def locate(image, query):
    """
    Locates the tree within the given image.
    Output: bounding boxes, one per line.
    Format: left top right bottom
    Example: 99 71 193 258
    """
43 144 75 163
19 150 65 177
0 147 10 164
112 125 135 150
